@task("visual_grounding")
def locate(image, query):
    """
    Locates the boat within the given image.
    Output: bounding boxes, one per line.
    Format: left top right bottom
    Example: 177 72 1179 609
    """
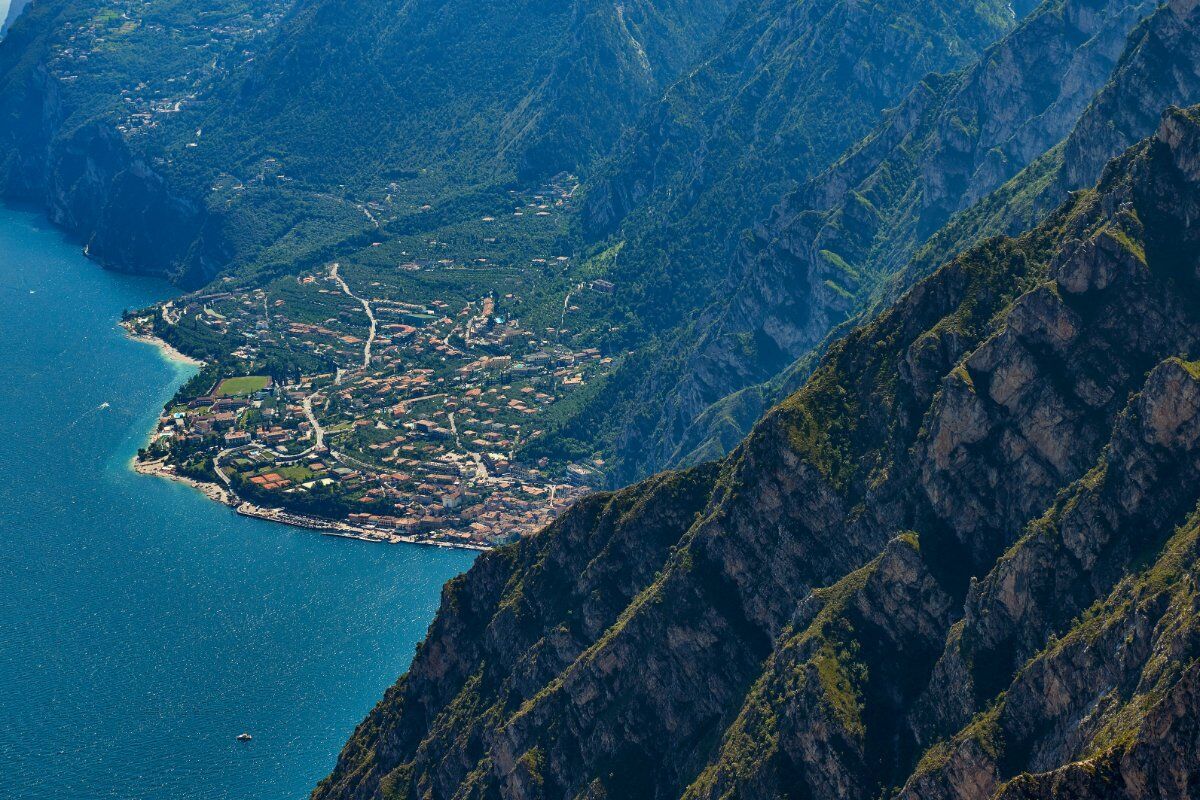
236 733 252 742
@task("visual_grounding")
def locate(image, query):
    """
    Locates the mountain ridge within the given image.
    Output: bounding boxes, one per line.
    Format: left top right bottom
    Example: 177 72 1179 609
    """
312 102 1200 800
637 0 1200 479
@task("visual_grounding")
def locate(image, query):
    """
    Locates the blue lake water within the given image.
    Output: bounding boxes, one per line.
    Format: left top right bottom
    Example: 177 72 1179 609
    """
0 205 476 799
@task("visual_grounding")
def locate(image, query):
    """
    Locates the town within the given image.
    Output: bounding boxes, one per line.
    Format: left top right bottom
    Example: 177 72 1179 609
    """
127 184 619 549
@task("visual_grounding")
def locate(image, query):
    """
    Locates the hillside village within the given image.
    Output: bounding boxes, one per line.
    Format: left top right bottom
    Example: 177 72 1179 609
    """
128 194 615 548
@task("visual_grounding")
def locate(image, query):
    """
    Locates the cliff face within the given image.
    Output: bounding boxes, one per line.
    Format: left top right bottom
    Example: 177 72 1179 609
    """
1063 0 1200 188
316 105 1200 800
0 53 226 286
639 0 1200 480
1 0 30 34
906 0 1200 286
34 119 226 286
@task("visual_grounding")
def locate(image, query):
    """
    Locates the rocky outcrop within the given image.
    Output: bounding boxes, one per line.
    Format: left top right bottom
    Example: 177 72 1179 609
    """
684 534 956 800
905 0 1200 285
315 105 1200 800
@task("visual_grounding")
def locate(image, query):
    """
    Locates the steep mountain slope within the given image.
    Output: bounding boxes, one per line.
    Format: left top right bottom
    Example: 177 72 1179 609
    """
578 0 1024 316
315 105 1200 800
644 0 1200 478
196 0 736 192
0 0 734 285
519 0 1032 480
580 0 1028 240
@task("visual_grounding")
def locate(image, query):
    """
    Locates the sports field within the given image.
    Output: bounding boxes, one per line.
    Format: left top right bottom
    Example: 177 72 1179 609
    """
215 375 271 396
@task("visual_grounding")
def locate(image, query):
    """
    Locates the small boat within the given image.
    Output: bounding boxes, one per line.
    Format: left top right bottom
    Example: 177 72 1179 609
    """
236 733 252 742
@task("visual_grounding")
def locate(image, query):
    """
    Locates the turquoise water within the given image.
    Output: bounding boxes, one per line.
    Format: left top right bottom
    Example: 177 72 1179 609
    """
0 205 476 799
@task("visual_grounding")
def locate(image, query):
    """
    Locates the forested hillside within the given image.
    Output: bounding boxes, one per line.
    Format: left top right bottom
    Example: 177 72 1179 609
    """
0 0 733 284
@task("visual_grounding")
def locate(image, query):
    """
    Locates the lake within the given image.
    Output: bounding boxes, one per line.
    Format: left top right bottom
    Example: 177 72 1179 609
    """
0 204 476 799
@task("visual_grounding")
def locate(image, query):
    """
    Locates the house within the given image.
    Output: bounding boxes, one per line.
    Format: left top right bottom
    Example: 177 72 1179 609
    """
224 430 251 446
442 489 463 510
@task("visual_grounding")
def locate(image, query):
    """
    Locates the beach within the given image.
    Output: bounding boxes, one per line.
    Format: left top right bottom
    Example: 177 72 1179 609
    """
120 321 206 367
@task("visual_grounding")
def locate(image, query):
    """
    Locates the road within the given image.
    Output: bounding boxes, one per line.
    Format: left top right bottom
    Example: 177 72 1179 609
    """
445 410 489 481
330 262 376 371
557 283 583 342
302 393 326 451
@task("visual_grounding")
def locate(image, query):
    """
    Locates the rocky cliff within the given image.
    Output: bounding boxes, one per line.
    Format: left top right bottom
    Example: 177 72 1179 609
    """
315 105 1200 800
634 0 1200 481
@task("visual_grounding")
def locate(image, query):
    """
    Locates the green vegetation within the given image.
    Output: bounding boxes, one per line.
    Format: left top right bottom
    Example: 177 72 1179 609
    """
215 375 270 396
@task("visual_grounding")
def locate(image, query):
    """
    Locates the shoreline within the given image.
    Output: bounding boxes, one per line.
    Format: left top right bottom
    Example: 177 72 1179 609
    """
123 322 491 552
120 320 206 368
132 456 235 506
132 455 487 551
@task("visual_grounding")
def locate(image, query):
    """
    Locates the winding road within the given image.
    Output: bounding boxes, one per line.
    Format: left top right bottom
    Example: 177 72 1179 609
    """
330 262 376 371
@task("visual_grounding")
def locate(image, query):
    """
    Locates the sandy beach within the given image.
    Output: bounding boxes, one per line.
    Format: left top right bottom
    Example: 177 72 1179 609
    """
120 321 206 368
132 457 234 505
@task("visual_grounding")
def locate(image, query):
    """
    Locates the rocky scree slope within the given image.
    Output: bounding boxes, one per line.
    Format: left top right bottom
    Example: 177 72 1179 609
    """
314 106 1200 800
